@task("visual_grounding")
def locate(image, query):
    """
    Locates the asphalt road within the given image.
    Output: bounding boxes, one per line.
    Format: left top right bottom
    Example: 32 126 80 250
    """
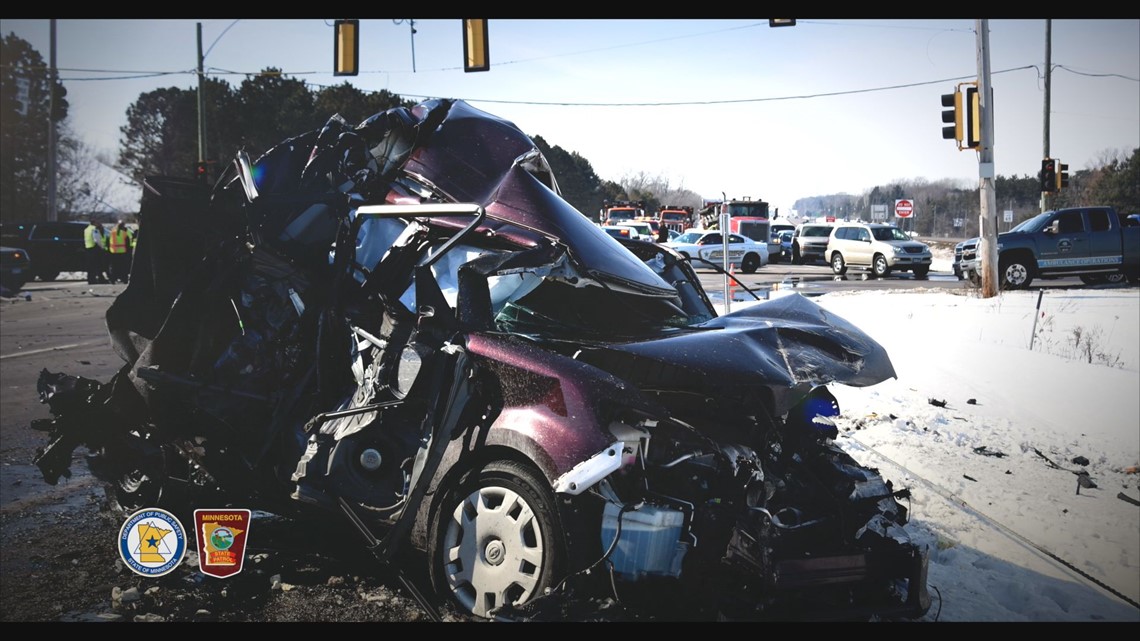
0 279 127 509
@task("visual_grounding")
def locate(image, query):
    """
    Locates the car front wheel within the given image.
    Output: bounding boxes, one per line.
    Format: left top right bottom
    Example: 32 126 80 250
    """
430 460 567 620
999 257 1034 289
741 253 761 273
830 253 847 275
872 255 891 278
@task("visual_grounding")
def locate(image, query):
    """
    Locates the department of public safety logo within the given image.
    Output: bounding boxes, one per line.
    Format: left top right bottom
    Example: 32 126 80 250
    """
118 508 187 577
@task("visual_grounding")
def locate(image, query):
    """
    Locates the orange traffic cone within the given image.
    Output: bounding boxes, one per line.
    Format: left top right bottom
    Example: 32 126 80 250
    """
728 265 739 300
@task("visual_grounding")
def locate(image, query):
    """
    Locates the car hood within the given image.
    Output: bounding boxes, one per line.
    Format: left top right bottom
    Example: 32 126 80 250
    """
574 292 895 413
883 240 929 250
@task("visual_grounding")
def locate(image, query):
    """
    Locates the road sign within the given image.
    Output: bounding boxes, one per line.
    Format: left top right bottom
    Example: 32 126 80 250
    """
895 199 914 218
1003 210 1013 223
871 204 887 221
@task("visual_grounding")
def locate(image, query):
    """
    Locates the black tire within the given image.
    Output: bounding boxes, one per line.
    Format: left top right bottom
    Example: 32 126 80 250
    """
429 460 568 620
1080 274 1106 285
741 253 761 274
999 256 1034 289
36 270 60 282
830 252 847 275
1105 272 1127 285
913 266 930 279
88 439 198 523
872 254 891 278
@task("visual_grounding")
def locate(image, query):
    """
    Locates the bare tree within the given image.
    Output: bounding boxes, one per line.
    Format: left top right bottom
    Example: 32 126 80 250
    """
55 126 131 218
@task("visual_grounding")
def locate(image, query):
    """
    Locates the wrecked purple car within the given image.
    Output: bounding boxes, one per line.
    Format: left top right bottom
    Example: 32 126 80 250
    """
32 99 930 621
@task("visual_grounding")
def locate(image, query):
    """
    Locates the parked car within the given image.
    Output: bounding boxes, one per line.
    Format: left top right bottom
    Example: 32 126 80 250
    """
663 228 768 273
0 245 32 293
28 99 930 622
600 225 635 240
773 229 795 263
825 222 932 278
614 220 656 242
0 221 89 281
952 240 968 279
768 223 796 262
790 222 835 265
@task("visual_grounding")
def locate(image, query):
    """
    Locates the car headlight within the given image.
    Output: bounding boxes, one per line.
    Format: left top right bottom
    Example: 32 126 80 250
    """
893 246 906 255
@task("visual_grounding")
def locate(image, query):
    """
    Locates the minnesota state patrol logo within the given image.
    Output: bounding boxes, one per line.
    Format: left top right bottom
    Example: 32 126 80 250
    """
194 509 251 578
118 508 188 577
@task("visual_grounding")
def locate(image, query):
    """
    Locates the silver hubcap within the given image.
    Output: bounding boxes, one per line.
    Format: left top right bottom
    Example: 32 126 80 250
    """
1005 264 1027 285
442 485 544 618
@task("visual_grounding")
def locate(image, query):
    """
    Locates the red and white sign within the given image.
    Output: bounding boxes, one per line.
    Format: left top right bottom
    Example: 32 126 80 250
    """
895 199 914 218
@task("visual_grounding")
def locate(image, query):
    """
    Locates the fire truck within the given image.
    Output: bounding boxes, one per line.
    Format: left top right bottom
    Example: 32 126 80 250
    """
657 205 694 234
599 199 646 226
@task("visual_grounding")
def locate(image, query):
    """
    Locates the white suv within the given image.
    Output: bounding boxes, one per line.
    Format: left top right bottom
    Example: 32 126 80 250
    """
825 222 932 278
791 222 835 265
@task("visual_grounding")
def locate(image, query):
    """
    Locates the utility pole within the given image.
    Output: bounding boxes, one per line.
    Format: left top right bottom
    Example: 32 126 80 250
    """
977 19 999 298
47 19 57 222
197 23 207 171
1041 19 1052 214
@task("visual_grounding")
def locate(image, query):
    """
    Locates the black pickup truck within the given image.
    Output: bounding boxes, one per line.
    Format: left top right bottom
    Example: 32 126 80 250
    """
0 221 90 282
957 207 1140 289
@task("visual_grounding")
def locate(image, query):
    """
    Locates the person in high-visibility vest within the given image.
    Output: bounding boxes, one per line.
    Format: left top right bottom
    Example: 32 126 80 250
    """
108 220 134 284
83 217 109 284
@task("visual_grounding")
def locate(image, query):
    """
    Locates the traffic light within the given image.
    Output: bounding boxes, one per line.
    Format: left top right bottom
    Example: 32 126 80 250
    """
195 161 209 184
941 90 962 142
1040 158 1056 193
1056 161 1069 191
463 19 489 72
334 19 359 76
964 85 981 149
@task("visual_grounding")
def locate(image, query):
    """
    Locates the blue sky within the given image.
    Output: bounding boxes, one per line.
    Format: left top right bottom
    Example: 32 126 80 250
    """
3 18 1138 215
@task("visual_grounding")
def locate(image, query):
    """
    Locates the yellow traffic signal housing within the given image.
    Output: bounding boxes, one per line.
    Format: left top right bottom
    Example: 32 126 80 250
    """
964 85 981 149
941 83 983 150
334 19 359 76
463 19 489 72
941 91 963 142
1056 161 1069 191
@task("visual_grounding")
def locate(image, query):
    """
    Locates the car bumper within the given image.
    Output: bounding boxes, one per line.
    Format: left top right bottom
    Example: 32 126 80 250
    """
885 256 932 269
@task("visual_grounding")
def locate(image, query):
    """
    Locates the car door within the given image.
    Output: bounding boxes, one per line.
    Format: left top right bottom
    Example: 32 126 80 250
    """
849 225 873 266
1085 208 1122 267
726 233 752 266
1038 209 1090 269
696 232 726 268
